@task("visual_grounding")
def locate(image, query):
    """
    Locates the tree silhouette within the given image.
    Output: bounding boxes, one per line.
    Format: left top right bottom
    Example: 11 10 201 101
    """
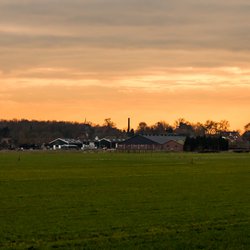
244 123 250 131
103 118 116 128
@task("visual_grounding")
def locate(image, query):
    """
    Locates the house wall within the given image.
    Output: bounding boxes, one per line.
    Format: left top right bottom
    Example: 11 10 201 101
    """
117 144 159 151
118 140 184 152
162 140 183 152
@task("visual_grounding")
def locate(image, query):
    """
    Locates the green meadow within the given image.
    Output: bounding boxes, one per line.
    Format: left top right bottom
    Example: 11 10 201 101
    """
0 152 249 249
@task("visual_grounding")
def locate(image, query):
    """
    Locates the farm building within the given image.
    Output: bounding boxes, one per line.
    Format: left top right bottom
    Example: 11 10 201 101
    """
221 131 249 151
49 137 126 150
96 138 126 149
49 138 83 149
118 135 186 152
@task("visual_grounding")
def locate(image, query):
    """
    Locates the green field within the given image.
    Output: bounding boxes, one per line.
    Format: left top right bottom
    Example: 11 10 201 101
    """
0 152 249 249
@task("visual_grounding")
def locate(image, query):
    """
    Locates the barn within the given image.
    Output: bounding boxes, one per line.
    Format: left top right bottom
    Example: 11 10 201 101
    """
97 138 126 149
118 135 186 152
49 138 83 149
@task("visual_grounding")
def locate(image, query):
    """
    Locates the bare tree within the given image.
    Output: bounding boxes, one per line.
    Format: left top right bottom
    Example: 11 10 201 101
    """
174 118 195 136
103 118 116 128
136 122 150 135
151 121 173 134
244 123 250 131
204 120 219 135
217 120 230 132
174 118 188 129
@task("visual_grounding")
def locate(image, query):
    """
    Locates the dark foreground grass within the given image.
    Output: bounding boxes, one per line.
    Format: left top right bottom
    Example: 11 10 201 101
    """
0 152 249 249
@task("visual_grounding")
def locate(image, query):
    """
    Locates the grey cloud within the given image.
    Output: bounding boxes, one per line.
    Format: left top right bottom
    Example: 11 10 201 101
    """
1 25 250 51
0 0 250 73
0 0 249 27
1 0 249 36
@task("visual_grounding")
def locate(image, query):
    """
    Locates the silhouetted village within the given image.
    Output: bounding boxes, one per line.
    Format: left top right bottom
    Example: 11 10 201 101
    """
0 118 250 152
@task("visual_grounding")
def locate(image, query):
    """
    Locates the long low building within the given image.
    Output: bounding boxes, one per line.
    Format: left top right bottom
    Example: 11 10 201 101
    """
118 134 186 152
49 138 83 149
48 137 126 150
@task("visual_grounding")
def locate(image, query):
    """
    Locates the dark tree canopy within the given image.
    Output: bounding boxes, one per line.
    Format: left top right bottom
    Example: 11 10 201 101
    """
0 119 125 148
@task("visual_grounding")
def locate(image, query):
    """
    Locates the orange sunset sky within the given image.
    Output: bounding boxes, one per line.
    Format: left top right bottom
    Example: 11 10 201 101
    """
0 0 250 130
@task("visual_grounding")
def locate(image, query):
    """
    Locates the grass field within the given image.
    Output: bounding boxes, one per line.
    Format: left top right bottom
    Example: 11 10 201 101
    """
0 152 249 249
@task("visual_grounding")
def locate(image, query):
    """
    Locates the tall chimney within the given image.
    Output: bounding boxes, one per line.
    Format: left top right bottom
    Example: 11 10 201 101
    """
127 118 131 133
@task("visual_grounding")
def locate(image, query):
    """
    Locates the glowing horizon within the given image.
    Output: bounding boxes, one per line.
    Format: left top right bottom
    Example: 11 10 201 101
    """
1 0 250 131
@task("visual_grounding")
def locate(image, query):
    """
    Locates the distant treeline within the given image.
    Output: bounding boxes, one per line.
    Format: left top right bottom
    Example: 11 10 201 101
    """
0 119 124 147
0 118 249 150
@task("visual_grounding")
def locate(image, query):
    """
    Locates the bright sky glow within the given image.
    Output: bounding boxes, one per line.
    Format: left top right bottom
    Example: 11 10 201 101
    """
0 0 250 130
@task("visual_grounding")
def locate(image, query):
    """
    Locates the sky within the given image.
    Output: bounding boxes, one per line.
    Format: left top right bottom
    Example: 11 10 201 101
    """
0 0 250 130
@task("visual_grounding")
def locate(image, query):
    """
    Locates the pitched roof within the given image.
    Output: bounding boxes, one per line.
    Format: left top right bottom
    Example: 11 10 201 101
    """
143 135 186 145
49 138 82 144
119 135 156 145
120 135 186 145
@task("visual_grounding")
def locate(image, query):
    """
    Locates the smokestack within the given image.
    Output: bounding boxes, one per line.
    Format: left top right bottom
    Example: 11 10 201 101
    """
127 118 131 133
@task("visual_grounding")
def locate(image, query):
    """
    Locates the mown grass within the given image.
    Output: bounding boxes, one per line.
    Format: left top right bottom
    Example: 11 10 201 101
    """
0 151 249 249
